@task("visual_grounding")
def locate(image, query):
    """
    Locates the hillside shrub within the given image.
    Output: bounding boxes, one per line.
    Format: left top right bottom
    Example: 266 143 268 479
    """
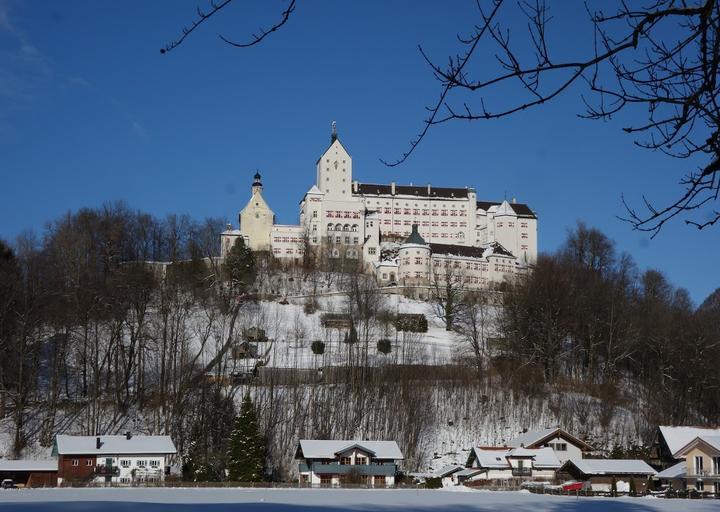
424 477 442 489
394 313 428 333
311 341 325 355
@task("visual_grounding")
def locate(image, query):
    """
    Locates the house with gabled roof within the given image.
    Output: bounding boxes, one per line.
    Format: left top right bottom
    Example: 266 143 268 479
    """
649 425 720 469
464 446 561 484
295 439 403 488
667 434 720 494
53 433 176 486
506 427 594 463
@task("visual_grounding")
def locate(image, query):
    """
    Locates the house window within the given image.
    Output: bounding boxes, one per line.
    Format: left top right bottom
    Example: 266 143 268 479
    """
696 480 704 491
72 459 79 467
368 247 376 255
86 459 93 466
120 477 131 484
340 457 351 465
713 456 720 474
356 456 366 465
375 475 386 487
695 456 704 475
150 460 160 468
312 211 317 218
120 459 130 468
320 475 332 486
137 460 147 468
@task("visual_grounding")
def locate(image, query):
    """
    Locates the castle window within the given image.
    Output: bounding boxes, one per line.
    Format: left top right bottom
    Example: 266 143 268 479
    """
336 237 341 244
368 247 376 255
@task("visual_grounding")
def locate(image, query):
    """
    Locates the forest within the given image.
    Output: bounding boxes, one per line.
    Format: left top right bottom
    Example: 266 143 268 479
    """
0 202 718 479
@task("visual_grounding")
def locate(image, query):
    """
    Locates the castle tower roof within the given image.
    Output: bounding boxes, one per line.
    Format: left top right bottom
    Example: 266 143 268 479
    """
403 224 427 246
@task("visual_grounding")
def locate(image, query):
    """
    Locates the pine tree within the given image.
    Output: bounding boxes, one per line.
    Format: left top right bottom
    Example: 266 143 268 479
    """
222 237 256 292
227 394 265 482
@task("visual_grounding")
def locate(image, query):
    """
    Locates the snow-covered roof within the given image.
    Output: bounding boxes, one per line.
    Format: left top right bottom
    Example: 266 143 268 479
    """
507 427 593 451
655 461 687 480
54 435 177 456
659 426 720 456
469 447 559 469
471 448 511 469
456 468 483 477
297 440 403 460
508 447 536 458
531 447 562 469
565 459 656 476
672 435 720 458
431 465 464 478
0 459 57 472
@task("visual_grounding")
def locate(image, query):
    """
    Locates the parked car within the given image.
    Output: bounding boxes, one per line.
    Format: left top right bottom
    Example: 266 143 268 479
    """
561 481 584 491
1 479 16 489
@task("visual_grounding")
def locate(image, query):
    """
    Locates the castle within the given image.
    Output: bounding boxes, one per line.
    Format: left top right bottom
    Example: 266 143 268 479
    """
221 123 537 290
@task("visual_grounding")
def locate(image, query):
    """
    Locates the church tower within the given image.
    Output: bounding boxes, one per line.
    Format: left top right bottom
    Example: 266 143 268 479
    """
239 170 275 251
316 121 352 200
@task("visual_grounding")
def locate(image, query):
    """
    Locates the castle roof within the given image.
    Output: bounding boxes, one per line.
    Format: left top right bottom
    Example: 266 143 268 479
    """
356 183 469 199
403 224 427 246
477 200 536 219
429 241 515 259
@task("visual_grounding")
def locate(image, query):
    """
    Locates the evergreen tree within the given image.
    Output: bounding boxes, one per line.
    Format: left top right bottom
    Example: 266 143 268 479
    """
227 394 265 482
222 237 256 292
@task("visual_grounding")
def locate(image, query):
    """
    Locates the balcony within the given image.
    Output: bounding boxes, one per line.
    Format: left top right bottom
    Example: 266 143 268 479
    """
511 468 532 477
94 465 120 477
298 462 396 476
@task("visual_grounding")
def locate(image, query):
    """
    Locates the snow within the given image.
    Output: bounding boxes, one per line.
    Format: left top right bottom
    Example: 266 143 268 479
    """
54 435 177 455
0 459 56 472
0 488 716 511
566 459 656 475
658 426 720 456
297 440 403 460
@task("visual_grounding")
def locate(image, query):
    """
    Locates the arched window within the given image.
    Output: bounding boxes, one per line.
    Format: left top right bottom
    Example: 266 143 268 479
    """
351 224 358 232
335 223 343 231
343 224 350 232
327 223 334 232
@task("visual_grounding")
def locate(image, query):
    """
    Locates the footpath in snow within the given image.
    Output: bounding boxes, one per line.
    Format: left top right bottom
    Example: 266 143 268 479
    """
0 488 717 512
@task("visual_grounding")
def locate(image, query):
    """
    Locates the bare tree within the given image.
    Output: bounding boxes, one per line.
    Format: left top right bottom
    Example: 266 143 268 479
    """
430 258 469 331
162 0 720 235
455 290 497 375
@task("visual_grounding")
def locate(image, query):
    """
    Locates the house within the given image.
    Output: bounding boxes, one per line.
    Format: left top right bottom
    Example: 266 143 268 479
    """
560 459 656 492
464 446 561 484
295 439 403 487
668 434 720 494
649 426 720 469
506 427 594 463
53 434 177 485
430 465 465 486
0 459 57 487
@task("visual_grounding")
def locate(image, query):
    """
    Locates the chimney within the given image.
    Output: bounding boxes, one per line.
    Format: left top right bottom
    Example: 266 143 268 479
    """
125 432 132 440
96 437 102 450
427 183 431 195
512 197 517 204
391 181 396 195
352 180 358 193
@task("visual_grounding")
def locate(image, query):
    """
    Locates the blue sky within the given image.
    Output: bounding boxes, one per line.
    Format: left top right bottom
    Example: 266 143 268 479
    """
0 1 716 304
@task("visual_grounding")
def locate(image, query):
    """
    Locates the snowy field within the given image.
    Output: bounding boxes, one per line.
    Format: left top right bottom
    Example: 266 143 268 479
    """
0 488 717 512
